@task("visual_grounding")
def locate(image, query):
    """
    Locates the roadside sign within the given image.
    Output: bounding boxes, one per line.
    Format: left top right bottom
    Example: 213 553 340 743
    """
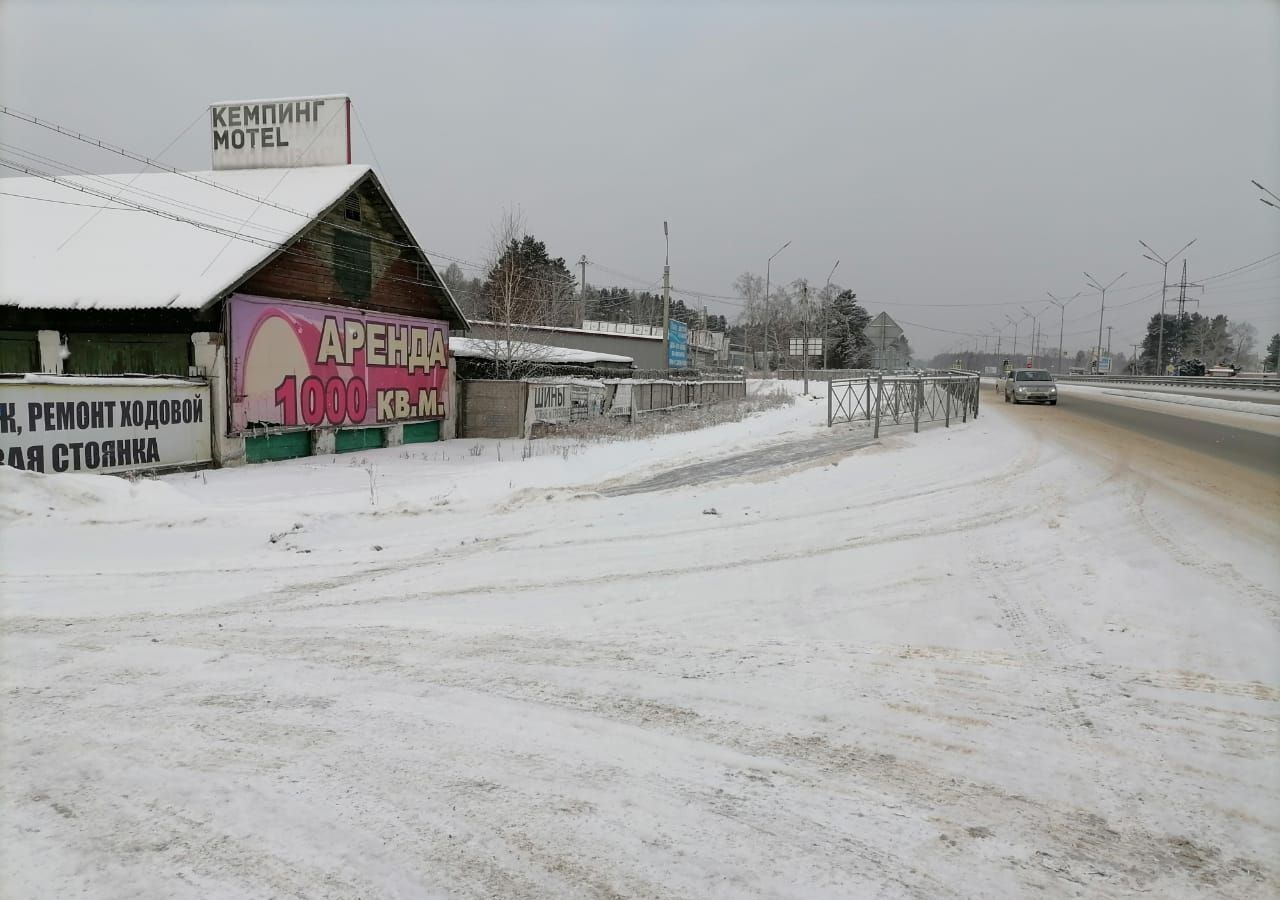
1098 356 1112 374
667 320 689 369
788 337 823 356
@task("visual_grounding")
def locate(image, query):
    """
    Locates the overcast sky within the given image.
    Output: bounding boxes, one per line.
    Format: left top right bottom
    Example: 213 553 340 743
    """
3 0 1278 358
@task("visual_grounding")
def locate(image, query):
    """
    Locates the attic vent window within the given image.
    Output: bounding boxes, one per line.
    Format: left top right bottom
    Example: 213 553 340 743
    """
344 197 361 222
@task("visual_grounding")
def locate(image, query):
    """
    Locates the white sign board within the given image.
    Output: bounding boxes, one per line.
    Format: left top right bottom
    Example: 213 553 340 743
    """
526 381 606 432
211 95 350 170
0 378 212 475
789 338 823 355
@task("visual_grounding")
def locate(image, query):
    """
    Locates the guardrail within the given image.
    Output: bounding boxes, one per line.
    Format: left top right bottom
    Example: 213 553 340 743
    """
828 372 981 436
1054 375 1280 391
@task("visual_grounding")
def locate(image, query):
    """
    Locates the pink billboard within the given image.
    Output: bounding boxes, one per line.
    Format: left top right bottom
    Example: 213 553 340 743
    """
229 294 449 434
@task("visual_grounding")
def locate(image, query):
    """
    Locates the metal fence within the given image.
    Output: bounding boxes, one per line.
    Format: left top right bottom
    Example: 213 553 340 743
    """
828 372 981 436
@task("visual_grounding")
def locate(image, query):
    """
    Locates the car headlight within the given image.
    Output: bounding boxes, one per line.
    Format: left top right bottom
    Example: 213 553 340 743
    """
1049 386 1057 392
1016 385 1027 392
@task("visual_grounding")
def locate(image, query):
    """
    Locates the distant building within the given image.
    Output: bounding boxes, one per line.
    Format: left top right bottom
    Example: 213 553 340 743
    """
866 312 909 370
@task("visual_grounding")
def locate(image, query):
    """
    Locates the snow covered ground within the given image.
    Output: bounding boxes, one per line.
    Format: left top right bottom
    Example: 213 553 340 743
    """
2 380 1277 899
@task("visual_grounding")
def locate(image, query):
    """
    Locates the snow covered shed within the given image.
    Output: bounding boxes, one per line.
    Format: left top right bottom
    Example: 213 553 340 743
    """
0 164 468 468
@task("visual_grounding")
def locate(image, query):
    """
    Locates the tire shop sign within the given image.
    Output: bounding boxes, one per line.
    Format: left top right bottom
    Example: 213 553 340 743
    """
229 294 449 434
0 377 212 474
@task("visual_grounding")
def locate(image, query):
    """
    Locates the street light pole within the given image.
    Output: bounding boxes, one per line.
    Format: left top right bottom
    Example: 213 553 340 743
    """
1139 239 1194 376
1046 291 1080 374
1020 305 1041 367
763 240 791 373
1253 179 1280 210
1084 270 1126 375
1004 314 1020 359
822 259 839 369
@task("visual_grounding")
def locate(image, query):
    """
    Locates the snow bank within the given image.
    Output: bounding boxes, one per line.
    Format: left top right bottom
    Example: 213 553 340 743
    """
0 466 195 523
1069 384 1280 417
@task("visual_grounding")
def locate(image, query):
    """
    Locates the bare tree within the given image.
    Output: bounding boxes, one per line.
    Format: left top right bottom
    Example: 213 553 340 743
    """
1229 320 1258 367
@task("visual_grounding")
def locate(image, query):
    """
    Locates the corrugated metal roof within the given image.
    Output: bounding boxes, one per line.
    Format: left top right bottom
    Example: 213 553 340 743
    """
0 165 370 311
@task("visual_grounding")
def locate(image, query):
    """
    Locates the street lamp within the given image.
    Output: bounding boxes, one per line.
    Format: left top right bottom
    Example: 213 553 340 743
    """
1046 291 1081 374
988 321 1003 359
1253 180 1280 210
1020 305 1042 366
763 240 791 370
822 259 839 369
1139 238 1195 376
1084 271 1126 374
1004 313 1021 359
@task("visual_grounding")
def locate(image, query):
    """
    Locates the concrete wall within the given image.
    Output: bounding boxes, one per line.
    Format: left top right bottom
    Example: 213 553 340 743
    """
192 332 246 467
467 322 665 370
459 380 528 438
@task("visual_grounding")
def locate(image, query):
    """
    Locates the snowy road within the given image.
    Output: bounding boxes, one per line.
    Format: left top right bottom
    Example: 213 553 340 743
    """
2 382 1278 899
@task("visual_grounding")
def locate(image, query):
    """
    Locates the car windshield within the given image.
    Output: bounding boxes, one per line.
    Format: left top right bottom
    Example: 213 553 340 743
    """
1016 371 1053 381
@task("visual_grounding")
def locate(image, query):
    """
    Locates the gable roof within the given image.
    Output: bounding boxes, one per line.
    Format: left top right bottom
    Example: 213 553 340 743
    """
0 165 467 325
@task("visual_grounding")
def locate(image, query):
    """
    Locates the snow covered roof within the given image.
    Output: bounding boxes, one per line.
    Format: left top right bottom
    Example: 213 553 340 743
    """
0 165 371 311
449 336 633 366
468 319 662 341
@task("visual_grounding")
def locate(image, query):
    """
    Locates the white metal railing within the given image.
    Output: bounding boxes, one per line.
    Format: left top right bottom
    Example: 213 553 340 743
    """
828 372 981 436
1054 374 1279 391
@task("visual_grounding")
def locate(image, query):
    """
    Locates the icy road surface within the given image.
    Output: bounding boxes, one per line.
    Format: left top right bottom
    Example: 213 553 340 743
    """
2 381 1277 899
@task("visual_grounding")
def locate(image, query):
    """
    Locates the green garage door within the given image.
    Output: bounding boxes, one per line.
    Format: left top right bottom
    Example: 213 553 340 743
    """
0 331 40 373
64 333 190 376
335 427 386 453
245 431 312 463
403 421 441 444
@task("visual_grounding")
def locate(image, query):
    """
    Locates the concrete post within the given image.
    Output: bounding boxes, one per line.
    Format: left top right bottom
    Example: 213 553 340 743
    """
913 374 922 433
191 332 244 467
873 375 883 438
442 357 459 440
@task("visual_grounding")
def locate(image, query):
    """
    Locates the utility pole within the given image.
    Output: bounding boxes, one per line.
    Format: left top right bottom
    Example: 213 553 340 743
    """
822 259 839 370
578 254 588 325
1170 259 1204 366
1084 270 1126 374
801 280 810 394
1131 343 1140 374
1106 325 1113 358
1140 239 1195 377
764 240 791 372
662 222 671 371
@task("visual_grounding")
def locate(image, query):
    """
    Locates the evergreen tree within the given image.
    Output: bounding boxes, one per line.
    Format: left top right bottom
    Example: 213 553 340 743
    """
1265 333 1280 372
826 290 872 367
481 235 577 327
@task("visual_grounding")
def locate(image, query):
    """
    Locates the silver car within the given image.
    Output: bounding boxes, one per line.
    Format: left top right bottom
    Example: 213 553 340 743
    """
1004 368 1059 405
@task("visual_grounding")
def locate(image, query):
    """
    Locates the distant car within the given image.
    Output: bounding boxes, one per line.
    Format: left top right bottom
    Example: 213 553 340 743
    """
1004 368 1058 405
1206 364 1238 378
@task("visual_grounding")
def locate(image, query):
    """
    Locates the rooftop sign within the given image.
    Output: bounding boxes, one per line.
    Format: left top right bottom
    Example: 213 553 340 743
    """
210 95 350 170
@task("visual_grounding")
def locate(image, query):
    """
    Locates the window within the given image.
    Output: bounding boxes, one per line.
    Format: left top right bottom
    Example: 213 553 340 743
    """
344 196 361 223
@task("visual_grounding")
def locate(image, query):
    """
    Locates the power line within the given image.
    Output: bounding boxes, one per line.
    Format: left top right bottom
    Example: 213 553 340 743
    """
0 108 612 295
0 155 601 315
0 190 144 210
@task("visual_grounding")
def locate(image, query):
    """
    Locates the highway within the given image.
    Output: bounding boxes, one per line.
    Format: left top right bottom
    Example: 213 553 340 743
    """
985 380 1280 478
